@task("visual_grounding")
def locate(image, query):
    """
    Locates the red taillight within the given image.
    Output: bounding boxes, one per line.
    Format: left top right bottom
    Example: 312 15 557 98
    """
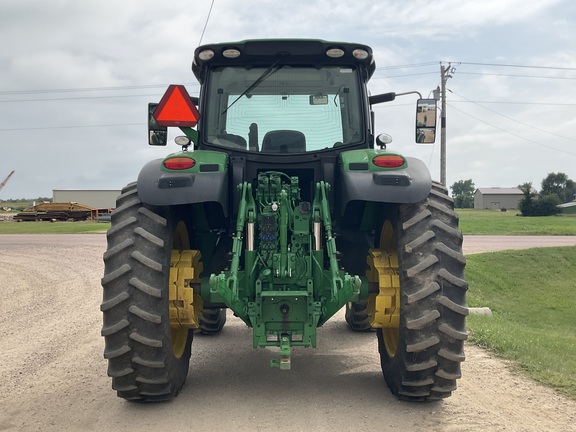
372 155 406 168
163 157 195 170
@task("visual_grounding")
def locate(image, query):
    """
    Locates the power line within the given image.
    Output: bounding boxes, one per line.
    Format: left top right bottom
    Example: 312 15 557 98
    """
0 94 166 103
372 72 438 79
198 0 215 46
0 83 199 96
450 100 576 106
447 103 576 157
0 62 437 98
376 62 438 71
0 122 145 132
375 60 576 75
450 90 576 143
457 71 576 80
451 61 576 71
3 60 574 96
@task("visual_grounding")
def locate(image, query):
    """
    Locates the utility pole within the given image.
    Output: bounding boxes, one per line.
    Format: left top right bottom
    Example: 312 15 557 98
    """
440 63 454 186
440 64 447 186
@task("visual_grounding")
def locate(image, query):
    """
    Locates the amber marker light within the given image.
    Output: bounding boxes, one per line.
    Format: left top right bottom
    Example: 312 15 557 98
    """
372 155 406 168
163 157 196 170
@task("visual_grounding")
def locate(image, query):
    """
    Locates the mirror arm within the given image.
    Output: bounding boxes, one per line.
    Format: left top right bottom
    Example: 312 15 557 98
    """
369 90 424 105
395 90 423 99
369 92 396 105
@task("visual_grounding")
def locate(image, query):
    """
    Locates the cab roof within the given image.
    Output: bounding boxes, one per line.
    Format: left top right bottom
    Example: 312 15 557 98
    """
192 39 376 83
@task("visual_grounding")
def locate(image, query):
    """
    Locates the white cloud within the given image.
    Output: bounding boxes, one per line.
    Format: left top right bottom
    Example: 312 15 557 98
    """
0 0 575 199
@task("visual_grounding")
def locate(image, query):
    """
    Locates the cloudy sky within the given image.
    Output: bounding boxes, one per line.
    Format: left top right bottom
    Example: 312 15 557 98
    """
1 0 575 199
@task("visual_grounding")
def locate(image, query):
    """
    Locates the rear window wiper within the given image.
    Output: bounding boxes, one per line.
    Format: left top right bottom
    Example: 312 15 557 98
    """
222 57 284 114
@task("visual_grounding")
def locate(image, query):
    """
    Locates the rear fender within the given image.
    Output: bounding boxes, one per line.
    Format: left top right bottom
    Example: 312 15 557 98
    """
339 150 431 216
137 151 229 216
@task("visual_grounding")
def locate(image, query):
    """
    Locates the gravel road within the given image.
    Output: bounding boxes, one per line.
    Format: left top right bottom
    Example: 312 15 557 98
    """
1 234 575 432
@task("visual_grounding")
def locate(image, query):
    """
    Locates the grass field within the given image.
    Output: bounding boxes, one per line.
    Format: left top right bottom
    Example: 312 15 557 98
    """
457 208 576 235
466 247 576 399
2 208 575 235
0 220 110 234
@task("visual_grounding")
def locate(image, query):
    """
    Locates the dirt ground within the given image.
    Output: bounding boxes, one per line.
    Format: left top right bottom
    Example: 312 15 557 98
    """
1 234 575 432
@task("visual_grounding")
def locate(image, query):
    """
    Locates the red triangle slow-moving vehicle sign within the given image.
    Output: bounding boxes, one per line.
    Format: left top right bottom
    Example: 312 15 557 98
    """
153 85 200 127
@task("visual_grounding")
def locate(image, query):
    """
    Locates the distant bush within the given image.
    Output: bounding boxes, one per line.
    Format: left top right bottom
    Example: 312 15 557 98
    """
519 194 561 216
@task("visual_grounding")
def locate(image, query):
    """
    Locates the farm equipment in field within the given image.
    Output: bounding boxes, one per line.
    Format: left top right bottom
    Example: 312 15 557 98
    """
14 202 94 221
101 39 468 402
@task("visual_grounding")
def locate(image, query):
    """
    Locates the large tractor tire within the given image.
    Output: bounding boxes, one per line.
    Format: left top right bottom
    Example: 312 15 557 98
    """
101 183 195 401
345 299 371 332
375 182 468 401
199 308 227 334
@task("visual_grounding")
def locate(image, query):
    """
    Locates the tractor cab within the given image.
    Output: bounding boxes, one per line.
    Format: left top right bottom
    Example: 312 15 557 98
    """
196 41 370 154
149 39 435 153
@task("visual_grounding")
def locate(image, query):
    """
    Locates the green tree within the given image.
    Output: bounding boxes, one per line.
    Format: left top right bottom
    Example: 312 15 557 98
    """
536 194 561 216
518 182 560 216
518 182 536 215
541 172 576 203
450 179 475 208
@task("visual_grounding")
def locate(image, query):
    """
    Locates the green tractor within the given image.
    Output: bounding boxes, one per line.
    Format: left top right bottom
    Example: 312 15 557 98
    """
101 39 468 402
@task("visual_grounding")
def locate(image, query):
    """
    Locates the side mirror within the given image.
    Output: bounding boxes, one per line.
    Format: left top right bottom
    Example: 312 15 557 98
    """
148 103 167 146
415 99 437 144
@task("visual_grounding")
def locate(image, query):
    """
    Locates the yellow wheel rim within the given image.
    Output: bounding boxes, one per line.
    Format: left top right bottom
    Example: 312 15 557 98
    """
382 322 399 358
378 220 400 358
170 221 190 359
170 327 188 359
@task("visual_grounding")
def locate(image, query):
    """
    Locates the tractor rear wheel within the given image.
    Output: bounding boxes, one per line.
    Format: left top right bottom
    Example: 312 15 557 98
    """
375 182 468 401
101 182 195 401
199 308 227 334
345 300 371 332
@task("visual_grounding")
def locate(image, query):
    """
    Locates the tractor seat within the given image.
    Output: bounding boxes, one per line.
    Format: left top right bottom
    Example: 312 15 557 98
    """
216 133 247 149
261 130 306 153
